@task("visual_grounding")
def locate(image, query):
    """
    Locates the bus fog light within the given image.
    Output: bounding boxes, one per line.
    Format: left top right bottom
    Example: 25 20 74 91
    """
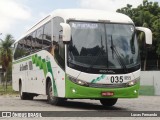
72 88 76 93
134 90 137 94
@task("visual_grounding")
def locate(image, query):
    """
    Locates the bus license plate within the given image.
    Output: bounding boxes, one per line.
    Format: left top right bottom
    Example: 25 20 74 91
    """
101 92 114 96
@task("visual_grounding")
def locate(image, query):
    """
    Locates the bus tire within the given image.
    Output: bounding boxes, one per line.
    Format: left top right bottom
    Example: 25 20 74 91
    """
100 98 118 107
19 82 27 100
19 82 33 100
47 81 64 105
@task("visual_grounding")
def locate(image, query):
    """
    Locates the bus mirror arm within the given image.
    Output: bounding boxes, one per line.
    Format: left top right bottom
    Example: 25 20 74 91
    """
60 23 71 44
136 27 152 45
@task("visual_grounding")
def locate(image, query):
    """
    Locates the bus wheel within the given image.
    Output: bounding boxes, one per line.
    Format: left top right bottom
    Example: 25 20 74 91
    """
19 83 33 100
47 81 64 105
19 82 27 100
100 98 118 107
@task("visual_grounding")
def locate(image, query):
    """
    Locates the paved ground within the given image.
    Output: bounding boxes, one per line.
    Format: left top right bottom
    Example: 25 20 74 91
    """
0 95 160 119
0 95 160 111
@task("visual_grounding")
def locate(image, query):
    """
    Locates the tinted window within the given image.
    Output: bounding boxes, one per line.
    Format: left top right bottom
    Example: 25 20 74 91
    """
14 41 24 59
14 37 30 60
24 35 32 55
59 31 65 60
53 17 65 69
14 43 18 60
36 27 43 50
31 31 37 52
43 21 51 48
53 17 64 42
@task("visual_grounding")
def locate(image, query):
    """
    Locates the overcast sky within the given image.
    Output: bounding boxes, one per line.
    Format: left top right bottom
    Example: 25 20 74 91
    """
0 0 159 40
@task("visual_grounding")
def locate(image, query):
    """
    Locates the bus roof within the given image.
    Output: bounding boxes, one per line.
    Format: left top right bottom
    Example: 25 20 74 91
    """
15 9 134 43
52 9 133 23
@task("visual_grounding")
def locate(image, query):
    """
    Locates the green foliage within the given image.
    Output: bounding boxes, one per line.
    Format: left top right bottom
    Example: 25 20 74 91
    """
117 0 160 70
0 34 15 71
0 34 15 91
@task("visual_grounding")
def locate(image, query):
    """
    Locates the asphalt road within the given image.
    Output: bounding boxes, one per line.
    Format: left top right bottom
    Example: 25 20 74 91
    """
0 95 160 119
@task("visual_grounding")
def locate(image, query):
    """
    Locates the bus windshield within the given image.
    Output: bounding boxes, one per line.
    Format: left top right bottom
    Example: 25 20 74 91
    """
68 21 140 71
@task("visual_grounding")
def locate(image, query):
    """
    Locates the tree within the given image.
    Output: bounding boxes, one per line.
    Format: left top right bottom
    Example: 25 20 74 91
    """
140 23 149 70
117 0 160 70
0 34 15 91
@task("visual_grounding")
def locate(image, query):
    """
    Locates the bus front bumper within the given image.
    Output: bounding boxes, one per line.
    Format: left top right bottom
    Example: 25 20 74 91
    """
65 79 140 99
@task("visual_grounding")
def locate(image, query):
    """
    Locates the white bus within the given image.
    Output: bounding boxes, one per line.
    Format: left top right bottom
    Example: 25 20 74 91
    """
12 9 152 106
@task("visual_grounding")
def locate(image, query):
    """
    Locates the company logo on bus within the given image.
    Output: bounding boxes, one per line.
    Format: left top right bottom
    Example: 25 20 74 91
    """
99 70 115 73
20 61 33 71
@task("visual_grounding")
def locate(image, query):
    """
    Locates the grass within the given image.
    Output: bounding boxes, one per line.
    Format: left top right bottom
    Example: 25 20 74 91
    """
0 85 19 95
139 85 155 96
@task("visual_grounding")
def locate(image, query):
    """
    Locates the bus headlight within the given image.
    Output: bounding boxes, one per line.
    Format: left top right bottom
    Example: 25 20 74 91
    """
127 77 140 87
68 75 89 87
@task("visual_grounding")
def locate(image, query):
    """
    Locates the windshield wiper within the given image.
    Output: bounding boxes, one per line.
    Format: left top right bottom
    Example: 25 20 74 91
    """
110 35 128 72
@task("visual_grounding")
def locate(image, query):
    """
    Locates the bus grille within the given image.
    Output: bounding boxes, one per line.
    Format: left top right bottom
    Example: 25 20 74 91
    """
89 83 127 88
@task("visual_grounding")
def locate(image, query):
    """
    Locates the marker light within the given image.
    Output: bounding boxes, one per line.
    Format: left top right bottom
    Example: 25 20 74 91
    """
134 90 137 94
72 88 76 93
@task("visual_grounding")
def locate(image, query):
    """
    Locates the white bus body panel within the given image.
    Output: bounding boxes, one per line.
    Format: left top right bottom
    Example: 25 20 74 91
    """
12 50 65 97
66 66 140 84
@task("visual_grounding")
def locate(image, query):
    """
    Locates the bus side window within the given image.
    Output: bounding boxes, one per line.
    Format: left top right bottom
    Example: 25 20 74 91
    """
24 35 32 56
36 27 43 51
23 38 27 56
59 30 65 60
43 21 51 50
28 35 32 54
14 42 23 59
53 17 65 70
13 43 18 60
32 31 37 52
19 39 25 58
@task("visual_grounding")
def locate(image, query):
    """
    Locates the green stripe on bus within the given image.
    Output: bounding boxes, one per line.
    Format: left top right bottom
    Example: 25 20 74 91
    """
46 61 58 96
31 54 58 96
13 54 58 96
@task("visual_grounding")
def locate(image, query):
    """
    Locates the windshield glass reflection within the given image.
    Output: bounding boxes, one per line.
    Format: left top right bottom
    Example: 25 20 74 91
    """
68 22 140 69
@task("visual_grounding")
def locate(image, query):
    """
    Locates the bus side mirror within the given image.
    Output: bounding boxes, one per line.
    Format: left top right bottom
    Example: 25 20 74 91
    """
60 23 71 44
136 27 152 45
